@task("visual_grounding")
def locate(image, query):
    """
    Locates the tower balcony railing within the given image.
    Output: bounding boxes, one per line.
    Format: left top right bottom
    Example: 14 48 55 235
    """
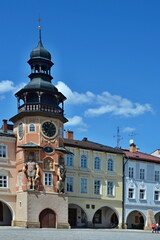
18 103 63 115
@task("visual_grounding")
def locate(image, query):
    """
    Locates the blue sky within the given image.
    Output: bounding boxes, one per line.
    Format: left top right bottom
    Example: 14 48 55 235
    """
0 0 160 153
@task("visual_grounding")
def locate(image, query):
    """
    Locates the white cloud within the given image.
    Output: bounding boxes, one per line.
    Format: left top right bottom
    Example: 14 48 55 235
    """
55 81 95 104
0 80 15 93
65 115 87 127
0 80 26 97
85 92 152 117
123 127 136 133
56 81 152 118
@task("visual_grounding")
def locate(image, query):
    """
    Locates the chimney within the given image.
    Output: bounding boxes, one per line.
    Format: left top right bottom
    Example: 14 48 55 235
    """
129 143 137 152
66 130 73 140
2 119 8 132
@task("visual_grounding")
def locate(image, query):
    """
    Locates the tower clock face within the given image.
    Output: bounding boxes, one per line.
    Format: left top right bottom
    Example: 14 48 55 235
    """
18 122 24 138
41 121 57 138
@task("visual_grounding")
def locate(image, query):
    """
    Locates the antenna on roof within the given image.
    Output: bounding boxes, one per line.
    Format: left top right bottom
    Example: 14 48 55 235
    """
114 126 123 147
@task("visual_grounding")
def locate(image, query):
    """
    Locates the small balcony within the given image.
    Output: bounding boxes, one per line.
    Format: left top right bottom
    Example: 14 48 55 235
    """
18 103 63 116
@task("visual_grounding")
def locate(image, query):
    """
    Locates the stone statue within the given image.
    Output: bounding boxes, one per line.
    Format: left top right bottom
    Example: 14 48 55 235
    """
57 163 66 193
24 159 39 190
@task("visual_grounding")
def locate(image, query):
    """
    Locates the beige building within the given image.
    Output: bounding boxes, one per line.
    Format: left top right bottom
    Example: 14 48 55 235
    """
64 131 124 228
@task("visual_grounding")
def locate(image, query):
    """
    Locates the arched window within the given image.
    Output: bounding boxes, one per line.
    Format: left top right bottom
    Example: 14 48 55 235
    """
81 155 87 168
107 158 114 171
29 123 35 132
94 157 101 170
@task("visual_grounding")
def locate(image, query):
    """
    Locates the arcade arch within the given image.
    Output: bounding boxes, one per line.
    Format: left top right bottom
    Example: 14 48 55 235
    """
68 204 88 228
126 210 145 229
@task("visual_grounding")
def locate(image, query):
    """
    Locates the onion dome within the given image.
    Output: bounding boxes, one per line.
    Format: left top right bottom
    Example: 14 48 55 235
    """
30 40 51 60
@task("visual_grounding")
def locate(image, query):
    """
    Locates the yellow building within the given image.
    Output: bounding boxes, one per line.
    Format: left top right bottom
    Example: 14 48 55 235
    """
64 131 124 228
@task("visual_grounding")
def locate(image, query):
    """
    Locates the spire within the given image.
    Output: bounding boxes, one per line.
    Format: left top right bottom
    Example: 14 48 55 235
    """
38 17 42 43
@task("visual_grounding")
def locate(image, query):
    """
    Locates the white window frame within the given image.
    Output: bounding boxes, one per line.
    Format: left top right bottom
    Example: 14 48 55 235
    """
107 158 114 171
128 188 135 199
80 178 88 194
94 179 102 195
29 123 35 132
66 177 74 192
154 190 160 201
94 157 101 170
80 155 87 168
0 175 8 188
66 154 74 167
139 189 146 200
129 167 134 178
0 144 7 158
107 181 115 196
140 168 145 180
44 172 53 186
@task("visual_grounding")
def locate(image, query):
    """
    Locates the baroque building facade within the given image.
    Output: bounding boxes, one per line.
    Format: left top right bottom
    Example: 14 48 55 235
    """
123 143 160 229
0 28 69 228
64 130 124 228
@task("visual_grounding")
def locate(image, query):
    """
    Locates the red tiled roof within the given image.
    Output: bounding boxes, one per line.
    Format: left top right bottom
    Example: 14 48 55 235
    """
123 149 160 163
64 138 124 154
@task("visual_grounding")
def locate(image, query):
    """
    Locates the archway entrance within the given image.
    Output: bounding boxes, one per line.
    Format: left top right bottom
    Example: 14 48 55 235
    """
68 204 87 228
0 201 12 226
126 210 145 229
155 212 160 224
39 208 56 228
92 207 119 228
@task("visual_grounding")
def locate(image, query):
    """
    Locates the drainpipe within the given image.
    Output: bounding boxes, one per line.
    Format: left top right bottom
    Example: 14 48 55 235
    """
122 156 128 229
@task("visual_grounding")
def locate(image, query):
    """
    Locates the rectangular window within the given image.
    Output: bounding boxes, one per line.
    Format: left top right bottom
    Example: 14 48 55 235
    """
44 173 52 186
66 154 74 166
94 180 101 195
139 189 145 200
0 176 8 188
80 178 87 194
154 191 160 201
0 145 7 158
66 177 73 192
129 167 134 178
107 181 114 196
94 157 101 170
128 188 134 199
155 171 160 182
140 169 145 180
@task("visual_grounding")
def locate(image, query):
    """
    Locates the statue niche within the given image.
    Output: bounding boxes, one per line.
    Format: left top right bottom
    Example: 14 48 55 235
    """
44 158 53 170
24 151 39 190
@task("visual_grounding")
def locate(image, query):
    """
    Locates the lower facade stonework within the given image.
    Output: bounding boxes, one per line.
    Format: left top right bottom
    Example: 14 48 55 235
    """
14 190 70 228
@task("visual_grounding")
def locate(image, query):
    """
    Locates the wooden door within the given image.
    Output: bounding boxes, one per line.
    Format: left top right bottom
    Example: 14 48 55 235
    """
39 208 56 228
68 208 77 227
